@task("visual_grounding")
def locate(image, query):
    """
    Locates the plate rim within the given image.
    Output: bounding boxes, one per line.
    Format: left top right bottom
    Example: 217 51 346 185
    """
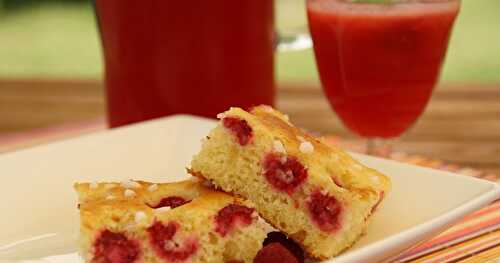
1 114 499 262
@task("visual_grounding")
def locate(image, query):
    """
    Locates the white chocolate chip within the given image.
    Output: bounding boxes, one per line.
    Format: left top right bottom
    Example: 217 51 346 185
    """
273 140 286 154
155 206 172 214
299 141 314 154
105 195 115 200
371 175 380 185
121 180 141 189
124 189 136 198
148 184 158 192
262 105 274 113
216 113 226 119
134 211 147 224
89 181 98 189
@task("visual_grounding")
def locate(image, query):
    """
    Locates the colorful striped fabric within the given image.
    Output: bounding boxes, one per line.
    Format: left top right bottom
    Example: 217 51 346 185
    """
323 136 500 263
393 202 499 262
0 121 498 262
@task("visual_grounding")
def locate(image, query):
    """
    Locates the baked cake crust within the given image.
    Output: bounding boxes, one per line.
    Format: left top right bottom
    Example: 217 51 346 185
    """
190 106 391 259
75 179 267 263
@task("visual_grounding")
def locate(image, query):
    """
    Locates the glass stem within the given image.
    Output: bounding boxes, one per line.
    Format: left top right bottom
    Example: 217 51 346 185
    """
366 138 393 157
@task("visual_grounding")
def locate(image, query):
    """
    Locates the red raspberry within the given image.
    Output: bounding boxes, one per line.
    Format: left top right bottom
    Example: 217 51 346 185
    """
254 243 298 263
223 117 253 146
147 221 198 262
215 204 255 237
263 153 308 195
92 230 140 263
263 232 304 263
307 191 342 232
150 196 190 209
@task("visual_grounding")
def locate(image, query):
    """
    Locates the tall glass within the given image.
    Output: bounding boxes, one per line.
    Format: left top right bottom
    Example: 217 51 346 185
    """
307 0 460 155
94 0 275 128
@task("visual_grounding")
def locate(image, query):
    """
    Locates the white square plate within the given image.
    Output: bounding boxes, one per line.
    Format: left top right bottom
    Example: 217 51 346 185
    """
0 116 498 263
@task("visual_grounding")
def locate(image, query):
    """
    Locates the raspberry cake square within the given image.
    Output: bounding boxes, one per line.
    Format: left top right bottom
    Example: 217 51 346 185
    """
190 106 391 259
75 179 267 263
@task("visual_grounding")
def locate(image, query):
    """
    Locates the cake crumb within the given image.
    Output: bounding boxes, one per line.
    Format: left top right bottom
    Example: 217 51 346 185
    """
155 206 171 214
148 184 158 192
134 211 147 223
121 180 141 189
216 113 226 119
259 105 274 113
299 141 314 154
273 140 286 154
124 189 136 198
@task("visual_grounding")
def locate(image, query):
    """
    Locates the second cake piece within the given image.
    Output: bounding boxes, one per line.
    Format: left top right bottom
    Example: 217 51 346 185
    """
190 106 391 260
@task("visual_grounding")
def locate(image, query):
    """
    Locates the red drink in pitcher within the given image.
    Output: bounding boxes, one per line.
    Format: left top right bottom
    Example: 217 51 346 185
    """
95 0 275 127
308 0 459 138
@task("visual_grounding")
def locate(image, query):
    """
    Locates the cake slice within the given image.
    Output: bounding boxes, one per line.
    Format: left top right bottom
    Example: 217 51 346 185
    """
190 106 391 259
75 179 267 263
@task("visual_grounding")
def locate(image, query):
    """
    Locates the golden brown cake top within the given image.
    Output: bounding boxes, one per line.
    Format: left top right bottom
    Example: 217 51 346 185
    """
75 179 254 232
221 105 391 195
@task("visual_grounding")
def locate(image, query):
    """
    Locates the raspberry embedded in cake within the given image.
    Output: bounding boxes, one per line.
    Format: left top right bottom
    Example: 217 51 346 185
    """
150 196 190 209
307 191 342 232
215 204 255 237
254 243 298 263
76 180 268 262
190 106 391 259
92 230 140 263
263 153 308 195
147 221 198 262
222 117 253 146
263 232 304 263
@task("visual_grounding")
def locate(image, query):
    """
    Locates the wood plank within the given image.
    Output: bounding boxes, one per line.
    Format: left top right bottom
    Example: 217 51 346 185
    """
0 79 498 176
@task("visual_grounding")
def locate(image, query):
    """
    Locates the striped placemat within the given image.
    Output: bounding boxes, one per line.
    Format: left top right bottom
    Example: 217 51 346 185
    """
323 136 499 263
0 121 498 263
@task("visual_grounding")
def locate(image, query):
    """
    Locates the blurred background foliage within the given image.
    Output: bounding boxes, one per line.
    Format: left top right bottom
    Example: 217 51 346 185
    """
0 0 499 83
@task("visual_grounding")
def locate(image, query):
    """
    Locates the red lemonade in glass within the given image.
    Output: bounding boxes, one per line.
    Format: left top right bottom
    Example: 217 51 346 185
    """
94 0 275 127
307 0 460 138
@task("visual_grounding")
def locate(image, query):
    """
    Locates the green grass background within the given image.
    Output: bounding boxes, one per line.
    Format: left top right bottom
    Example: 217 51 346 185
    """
0 0 499 83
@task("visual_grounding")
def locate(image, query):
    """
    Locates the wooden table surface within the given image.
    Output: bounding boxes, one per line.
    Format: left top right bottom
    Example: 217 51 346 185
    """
1 79 499 176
